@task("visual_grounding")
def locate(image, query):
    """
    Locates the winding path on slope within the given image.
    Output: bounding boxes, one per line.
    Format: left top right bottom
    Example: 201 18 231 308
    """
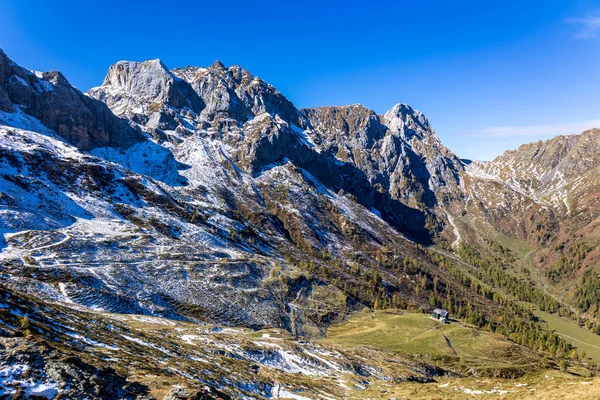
29 232 71 252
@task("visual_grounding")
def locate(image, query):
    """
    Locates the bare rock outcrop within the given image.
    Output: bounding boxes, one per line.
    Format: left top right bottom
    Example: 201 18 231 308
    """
0 48 144 150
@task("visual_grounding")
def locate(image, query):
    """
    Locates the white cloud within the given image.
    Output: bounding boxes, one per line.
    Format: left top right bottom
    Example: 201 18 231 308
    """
465 120 600 138
568 13 600 38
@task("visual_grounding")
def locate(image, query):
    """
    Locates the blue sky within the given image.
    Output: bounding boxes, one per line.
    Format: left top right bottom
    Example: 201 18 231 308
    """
1 0 600 160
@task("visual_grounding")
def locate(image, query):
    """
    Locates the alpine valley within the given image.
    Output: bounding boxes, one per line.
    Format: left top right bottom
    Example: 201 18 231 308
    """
0 48 599 399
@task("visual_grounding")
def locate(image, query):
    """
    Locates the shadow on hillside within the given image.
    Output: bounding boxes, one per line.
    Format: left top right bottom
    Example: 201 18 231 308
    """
91 138 191 186
332 158 433 245
252 135 434 245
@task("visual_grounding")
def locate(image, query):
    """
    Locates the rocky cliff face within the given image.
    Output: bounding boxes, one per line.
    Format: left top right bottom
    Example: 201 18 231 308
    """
88 58 442 241
302 103 464 210
88 59 315 180
480 129 600 216
171 61 305 125
88 59 307 142
0 50 143 150
92 59 205 115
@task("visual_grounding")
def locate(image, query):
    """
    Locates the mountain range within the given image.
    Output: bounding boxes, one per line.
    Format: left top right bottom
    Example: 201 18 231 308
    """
0 48 599 399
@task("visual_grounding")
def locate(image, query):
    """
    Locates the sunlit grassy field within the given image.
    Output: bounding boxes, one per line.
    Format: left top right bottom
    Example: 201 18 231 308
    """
323 310 539 374
323 310 600 399
535 309 600 362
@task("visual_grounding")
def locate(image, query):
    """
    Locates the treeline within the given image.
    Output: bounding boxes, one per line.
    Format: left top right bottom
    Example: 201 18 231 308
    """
449 241 600 348
297 257 413 312
575 270 600 316
484 239 516 264
427 252 581 360
456 243 560 313
298 243 583 361
546 242 591 282
425 280 579 359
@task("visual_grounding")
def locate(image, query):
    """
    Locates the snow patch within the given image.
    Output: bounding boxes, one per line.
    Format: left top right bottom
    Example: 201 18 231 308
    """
0 364 59 399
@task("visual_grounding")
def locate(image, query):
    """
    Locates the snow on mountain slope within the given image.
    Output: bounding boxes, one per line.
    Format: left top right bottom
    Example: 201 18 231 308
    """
88 57 440 242
0 286 463 399
4 48 599 329
2 47 600 398
0 49 144 151
0 111 419 335
469 129 600 215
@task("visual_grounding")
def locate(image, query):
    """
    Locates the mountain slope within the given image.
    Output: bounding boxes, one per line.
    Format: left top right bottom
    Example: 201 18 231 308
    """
88 57 440 241
479 129 600 217
464 129 600 304
2 51 445 335
1 49 600 398
0 49 143 150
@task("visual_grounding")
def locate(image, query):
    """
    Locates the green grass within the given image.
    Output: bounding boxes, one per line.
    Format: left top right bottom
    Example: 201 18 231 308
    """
535 309 600 362
489 231 535 260
323 310 539 373
323 312 455 357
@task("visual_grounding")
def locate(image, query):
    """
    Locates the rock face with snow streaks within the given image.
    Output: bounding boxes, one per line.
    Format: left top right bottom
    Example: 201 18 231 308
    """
96 59 205 114
302 103 464 210
0 49 143 150
480 129 600 214
89 58 440 241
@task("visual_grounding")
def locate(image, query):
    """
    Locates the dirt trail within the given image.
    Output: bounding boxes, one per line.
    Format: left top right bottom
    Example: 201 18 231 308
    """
442 333 459 356
556 333 600 351
29 232 71 252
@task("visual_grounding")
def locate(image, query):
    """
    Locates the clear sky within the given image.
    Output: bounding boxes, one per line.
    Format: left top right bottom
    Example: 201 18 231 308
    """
2 0 600 160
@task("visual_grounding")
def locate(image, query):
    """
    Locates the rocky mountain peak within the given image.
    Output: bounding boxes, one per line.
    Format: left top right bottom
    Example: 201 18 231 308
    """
210 59 226 70
0 49 143 150
301 101 463 216
42 70 71 87
86 54 465 238
384 102 428 123
91 57 306 137
93 58 204 114
382 103 438 145
101 59 167 87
